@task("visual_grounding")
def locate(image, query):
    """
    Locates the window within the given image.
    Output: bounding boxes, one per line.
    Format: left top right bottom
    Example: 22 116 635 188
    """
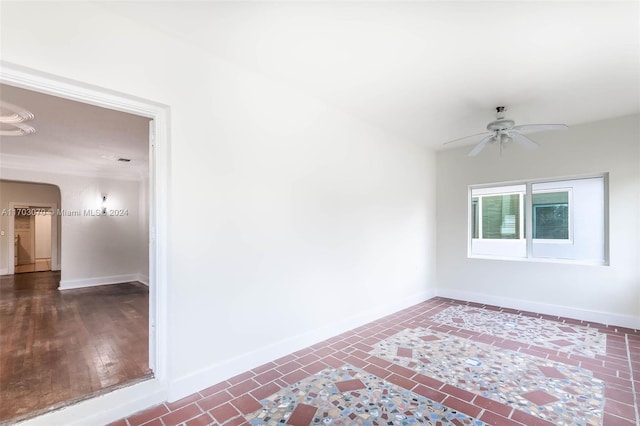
470 176 607 264
532 190 570 240
484 194 520 238
470 185 526 258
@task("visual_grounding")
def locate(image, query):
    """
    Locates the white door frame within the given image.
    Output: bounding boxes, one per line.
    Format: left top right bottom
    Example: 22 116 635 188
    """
0 61 169 391
7 202 58 275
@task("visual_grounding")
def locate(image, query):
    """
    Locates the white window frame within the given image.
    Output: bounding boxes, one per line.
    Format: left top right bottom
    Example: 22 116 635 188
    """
472 190 525 242
469 184 527 259
468 174 609 265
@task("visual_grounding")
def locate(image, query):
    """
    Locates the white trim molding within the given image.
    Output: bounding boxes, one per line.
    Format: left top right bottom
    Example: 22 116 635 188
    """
59 274 146 290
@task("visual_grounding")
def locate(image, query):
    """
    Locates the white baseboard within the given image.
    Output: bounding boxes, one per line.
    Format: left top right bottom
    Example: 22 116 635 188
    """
0 268 8 276
19 378 167 426
436 288 640 330
167 288 437 402
137 274 149 286
59 274 143 290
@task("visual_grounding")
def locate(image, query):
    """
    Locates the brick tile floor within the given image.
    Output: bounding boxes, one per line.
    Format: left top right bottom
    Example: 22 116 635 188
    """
111 297 640 425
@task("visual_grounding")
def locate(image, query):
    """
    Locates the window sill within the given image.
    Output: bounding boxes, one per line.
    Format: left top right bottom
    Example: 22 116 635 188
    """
468 254 609 267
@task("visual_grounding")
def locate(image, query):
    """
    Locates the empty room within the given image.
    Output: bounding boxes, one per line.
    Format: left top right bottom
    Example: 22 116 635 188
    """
0 1 638 426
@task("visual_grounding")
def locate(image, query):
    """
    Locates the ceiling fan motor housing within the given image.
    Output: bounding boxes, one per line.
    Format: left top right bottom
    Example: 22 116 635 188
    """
486 119 514 131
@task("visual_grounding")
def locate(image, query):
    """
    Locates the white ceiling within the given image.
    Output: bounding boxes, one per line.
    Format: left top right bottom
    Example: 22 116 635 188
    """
1 1 638 175
98 1 640 150
0 84 150 180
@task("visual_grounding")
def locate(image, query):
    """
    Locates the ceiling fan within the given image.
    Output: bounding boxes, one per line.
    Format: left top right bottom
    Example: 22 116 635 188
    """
444 106 568 157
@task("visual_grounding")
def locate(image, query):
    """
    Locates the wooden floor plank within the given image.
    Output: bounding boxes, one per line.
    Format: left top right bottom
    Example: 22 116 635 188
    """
0 271 150 422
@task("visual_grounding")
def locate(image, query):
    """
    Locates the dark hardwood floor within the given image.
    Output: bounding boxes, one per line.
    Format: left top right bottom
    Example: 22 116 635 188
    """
0 271 151 422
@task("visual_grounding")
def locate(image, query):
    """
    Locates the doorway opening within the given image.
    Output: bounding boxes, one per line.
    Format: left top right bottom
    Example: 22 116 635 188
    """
0 86 151 420
0 64 168 424
1 182 60 277
15 206 52 273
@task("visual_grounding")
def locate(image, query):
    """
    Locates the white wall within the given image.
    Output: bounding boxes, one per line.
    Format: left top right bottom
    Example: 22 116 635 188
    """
1 2 436 423
436 114 640 328
0 180 61 273
0 170 149 289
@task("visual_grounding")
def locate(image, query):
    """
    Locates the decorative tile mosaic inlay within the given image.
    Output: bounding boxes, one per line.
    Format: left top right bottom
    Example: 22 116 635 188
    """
246 364 484 425
116 297 639 426
371 328 605 426
431 305 606 357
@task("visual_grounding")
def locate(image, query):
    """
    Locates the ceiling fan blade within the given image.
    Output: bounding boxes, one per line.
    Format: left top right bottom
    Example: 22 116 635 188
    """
467 134 495 157
510 132 539 149
512 123 568 133
443 131 493 145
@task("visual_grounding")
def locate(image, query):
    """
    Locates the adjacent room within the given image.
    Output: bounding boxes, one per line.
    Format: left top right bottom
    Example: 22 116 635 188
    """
0 1 637 426
0 87 152 421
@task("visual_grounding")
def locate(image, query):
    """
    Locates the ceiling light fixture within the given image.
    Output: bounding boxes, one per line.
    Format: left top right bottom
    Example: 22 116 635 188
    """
0 101 36 135
0 102 35 123
0 122 36 136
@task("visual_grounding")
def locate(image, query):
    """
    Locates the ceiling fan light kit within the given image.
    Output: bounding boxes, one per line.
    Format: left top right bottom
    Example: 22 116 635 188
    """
444 106 568 157
0 101 36 136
